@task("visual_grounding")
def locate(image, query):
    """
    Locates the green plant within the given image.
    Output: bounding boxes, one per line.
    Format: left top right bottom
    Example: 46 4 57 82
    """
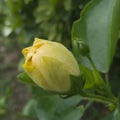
18 0 120 120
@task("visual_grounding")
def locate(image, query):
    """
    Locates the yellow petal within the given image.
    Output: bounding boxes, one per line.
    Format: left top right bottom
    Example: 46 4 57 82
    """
33 41 80 76
32 55 71 92
24 63 51 90
22 38 80 93
33 38 47 45
22 47 32 58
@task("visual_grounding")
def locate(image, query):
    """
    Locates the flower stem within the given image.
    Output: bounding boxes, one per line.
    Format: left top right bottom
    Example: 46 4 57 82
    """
87 55 97 71
80 90 117 107
84 55 117 107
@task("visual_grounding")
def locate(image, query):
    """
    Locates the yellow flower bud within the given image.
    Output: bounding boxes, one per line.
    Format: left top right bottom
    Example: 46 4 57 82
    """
22 38 80 93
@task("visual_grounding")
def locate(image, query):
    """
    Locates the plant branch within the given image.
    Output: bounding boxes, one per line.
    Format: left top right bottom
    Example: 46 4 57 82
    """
80 90 117 107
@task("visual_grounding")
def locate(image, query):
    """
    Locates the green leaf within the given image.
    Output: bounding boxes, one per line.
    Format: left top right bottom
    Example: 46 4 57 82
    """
113 109 120 120
0 97 6 108
101 112 113 120
72 0 120 73
0 96 7 116
22 99 36 118
64 0 72 11
70 74 85 94
32 87 89 120
17 72 36 86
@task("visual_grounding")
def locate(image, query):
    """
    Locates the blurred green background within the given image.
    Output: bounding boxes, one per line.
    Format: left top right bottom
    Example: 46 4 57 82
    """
0 0 120 120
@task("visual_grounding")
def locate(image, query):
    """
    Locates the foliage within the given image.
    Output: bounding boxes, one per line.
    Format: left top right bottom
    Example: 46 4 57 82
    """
1 0 88 48
72 0 120 73
0 0 120 120
32 87 89 120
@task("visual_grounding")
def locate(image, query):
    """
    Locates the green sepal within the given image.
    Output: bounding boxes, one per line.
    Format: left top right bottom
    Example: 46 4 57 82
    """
92 69 104 86
17 72 37 86
68 74 86 95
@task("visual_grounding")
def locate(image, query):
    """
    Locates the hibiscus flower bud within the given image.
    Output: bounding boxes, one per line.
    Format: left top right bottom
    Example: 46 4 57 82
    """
22 38 80 93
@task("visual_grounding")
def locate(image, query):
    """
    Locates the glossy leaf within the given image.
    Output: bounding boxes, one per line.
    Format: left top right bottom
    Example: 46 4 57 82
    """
72 0 120 73
32 87 89 120
22 99 36 118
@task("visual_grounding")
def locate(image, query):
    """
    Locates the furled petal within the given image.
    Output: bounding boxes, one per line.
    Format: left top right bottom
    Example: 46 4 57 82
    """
32 56 70 92
22 38 80 93
22 47 32 58
33 40 80 76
